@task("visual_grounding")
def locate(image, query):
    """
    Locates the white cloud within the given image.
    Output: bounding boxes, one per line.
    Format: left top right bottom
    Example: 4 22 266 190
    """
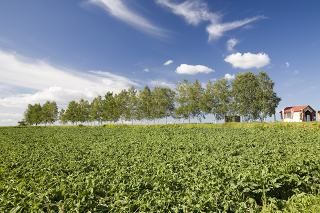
285 62 290 68
0 50 138 125
163 59 174 66
226 38 239 52
157 0 220 25
149 80 175 88
224 52 270 69
157 0 263 40
176 64 214 75
224 73 235 81
89 0 166 37
144 68 150 72
207 16 263 40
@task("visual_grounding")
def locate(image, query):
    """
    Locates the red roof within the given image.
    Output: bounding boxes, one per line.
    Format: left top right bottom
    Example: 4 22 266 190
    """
282 105 312 113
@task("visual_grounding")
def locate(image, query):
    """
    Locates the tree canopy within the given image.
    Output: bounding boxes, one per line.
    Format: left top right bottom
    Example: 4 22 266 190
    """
232 72 281 121
22 72 281 125
24 102 58 125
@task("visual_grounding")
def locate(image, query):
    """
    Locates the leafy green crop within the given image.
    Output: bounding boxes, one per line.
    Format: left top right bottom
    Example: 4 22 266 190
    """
1 125 320 212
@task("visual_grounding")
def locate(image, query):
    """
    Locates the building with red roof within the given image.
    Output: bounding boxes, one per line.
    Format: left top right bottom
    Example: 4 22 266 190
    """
280 105 316 122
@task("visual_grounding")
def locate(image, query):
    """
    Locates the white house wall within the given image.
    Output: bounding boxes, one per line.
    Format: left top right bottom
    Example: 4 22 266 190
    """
283 112 302 122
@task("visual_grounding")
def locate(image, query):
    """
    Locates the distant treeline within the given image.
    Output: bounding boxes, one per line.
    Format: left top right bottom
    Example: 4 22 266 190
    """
21 72 281 125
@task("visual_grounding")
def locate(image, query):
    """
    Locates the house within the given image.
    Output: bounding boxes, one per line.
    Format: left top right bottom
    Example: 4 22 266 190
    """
280 105 316 122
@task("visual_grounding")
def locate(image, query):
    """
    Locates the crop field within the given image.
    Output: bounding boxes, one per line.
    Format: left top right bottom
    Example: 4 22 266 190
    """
1 124 320 212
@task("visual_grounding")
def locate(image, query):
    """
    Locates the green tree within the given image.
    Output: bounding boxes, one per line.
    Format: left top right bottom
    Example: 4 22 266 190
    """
127 87 139 124
24 103 43 125
115 90 130 124
78 99 90 124
103 92 120 123
201 80 215 119
21 73 281 126
24 104 33 125
257 72 281 121
175 80 191 121
175 80 204 123
64 101 79 124
232 72 281 122
189 80 205 122
138 86 153 121
90 96 104 125
232 72 261 121
212 79 232 121
59 109 67 124
151 87 175 123
42 101 58 125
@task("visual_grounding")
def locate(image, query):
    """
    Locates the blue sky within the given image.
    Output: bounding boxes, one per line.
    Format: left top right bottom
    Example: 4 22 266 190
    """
0 0 320 125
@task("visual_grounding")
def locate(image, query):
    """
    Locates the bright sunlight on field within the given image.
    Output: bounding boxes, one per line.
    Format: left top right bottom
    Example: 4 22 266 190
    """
1 124 320 212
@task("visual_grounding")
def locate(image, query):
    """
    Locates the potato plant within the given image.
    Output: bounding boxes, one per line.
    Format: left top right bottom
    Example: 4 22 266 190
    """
1 125 320 212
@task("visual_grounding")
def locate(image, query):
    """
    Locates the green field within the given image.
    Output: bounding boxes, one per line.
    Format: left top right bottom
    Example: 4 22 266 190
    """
1 124 320 212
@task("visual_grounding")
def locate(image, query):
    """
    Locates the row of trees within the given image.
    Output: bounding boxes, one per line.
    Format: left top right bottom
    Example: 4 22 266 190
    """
59 87 175 125
22 72 281 125
24 101 58 125
173 71 280 122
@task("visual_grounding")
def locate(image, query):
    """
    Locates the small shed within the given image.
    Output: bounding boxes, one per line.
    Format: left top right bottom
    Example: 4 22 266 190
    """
225 115 241 123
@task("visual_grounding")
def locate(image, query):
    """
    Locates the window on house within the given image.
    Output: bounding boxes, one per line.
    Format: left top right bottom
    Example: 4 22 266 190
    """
285 112 292 119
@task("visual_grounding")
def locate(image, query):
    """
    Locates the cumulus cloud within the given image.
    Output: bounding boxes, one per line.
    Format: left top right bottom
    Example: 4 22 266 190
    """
157 0 263 40
0 50 138 125
226 38 239 52
224 52 270 69
163 59 174 66
89 0 166 37
224 73 235 81
176 64 214 75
